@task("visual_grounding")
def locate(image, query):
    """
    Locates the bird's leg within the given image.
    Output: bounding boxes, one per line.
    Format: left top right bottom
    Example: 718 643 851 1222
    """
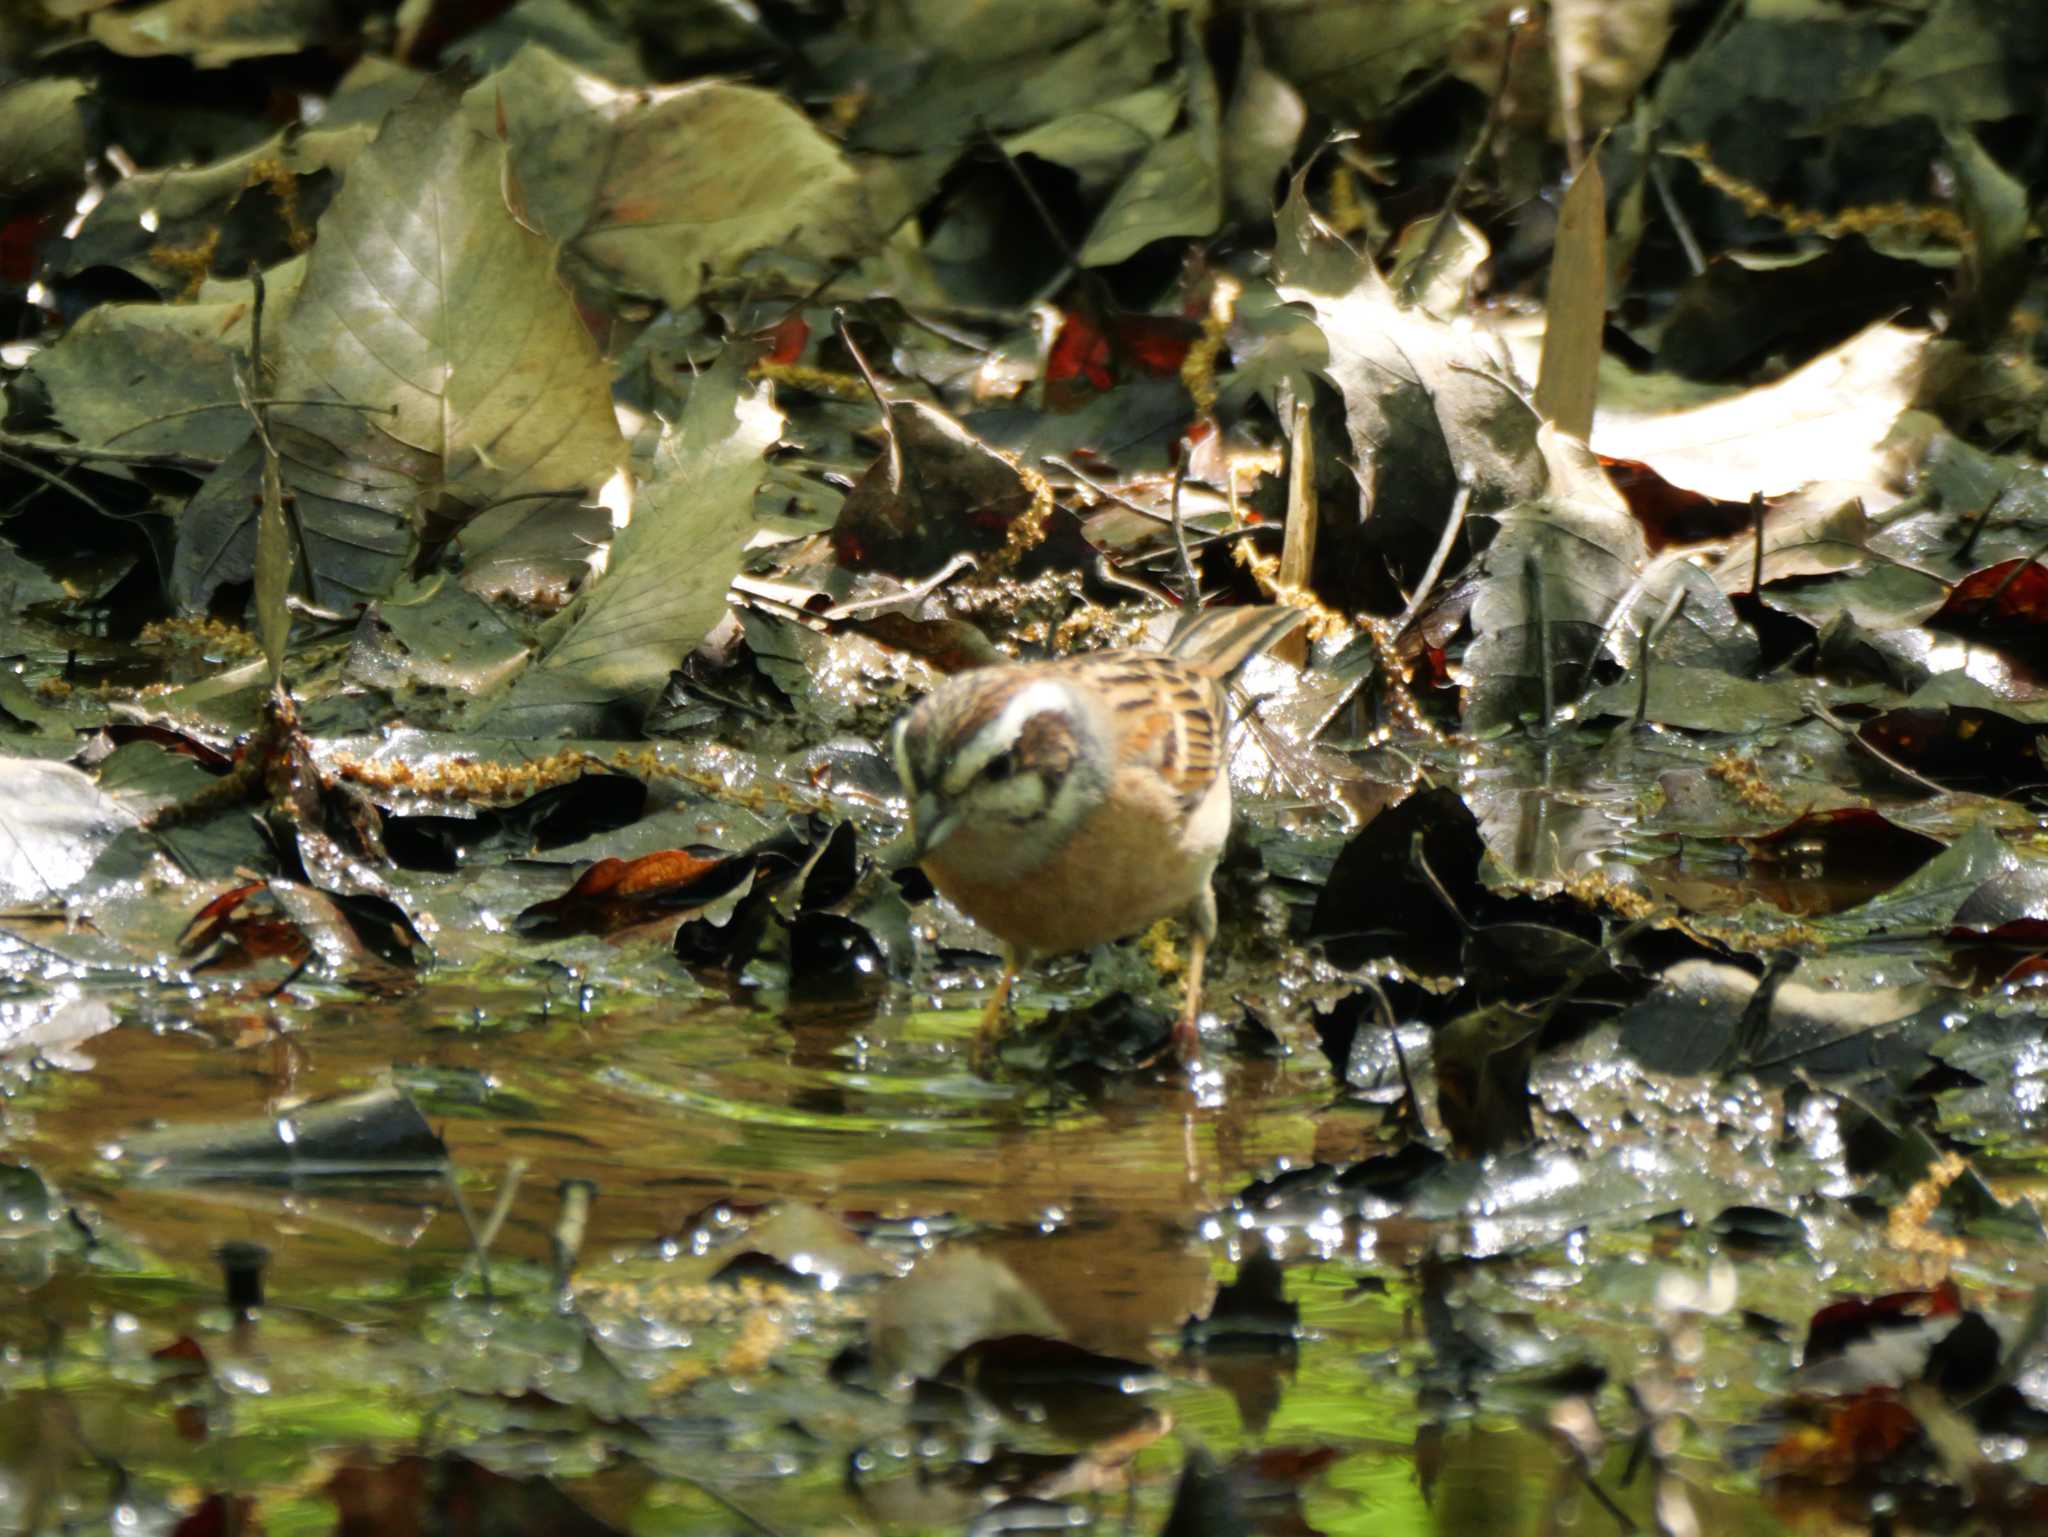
1172 886 1218 1066
972 949 1020 1070
1172 930 1208 1064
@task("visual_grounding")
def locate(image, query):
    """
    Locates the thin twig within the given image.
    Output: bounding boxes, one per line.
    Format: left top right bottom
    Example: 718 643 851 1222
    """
1634 585 1688 728
1169 454 1198 608
1401 10 1526 306
1809 698 1956 797
978 120 1082 272
1747 492 1765 597
820 552 978 620
1648 153 1705 277
1954 470 2021 564
0 447 126 525
0 430 215 469
1395 482 1471 636
1526 553 1554 732
443 1162 497 1300
102 398 397 444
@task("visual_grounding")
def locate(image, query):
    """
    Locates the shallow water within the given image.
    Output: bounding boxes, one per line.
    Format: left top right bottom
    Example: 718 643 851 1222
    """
0 957 1915 1537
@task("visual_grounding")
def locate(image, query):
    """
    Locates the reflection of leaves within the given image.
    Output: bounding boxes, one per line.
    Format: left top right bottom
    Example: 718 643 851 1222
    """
868 1250 1061 1383
115 1084 447 1179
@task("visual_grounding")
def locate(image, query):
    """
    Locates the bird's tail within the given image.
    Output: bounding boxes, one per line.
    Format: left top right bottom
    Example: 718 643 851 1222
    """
1164 604 1307 677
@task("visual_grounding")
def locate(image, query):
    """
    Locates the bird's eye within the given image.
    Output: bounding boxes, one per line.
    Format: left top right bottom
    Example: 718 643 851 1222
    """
982 750 1017 782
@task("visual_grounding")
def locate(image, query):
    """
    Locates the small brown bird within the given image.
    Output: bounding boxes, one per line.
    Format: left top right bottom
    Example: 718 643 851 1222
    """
891 605 1304 1065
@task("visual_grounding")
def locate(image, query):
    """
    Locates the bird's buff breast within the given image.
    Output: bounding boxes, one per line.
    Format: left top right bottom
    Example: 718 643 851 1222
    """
920 770 1225 957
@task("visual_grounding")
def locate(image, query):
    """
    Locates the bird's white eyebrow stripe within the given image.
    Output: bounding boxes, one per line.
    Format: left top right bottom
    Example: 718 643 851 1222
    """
943 679 1069 793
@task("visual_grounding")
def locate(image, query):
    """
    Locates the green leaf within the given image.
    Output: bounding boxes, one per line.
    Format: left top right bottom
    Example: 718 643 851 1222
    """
88 0 335 67
1078 52 1222 268
25 281 302 460
474 46 873 311
499 356 781 721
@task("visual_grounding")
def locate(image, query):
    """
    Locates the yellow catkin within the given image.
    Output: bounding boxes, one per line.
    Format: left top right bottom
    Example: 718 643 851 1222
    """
1327 162 1368 238
1179 274 1240 419
1140 917 1182 977
750 359 871 400
329 744 833 818
149 228 221 301
1227 537 1352 643
719 1303 789 1375
1706 750 1787 815
138 616 261 657
1885 1152 1967 1272
976 461 1057 577
1668 143 1970 247
246 155 313 251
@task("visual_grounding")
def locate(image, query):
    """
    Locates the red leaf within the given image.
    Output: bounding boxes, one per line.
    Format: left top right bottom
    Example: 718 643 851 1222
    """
1599 455 1755 551
760 312 809 366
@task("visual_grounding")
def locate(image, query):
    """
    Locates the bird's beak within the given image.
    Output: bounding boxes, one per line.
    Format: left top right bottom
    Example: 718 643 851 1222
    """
909 792 962 861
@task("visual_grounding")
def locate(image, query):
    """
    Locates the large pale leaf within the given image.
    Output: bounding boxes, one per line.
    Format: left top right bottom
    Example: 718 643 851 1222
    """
503 357 781 719
183 75 627 610
473 46 871 312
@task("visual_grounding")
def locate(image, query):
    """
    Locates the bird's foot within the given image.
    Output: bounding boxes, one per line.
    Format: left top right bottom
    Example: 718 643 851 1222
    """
969 964 1018 1075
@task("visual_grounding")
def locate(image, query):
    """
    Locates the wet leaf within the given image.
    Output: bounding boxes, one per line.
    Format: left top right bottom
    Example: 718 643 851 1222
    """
0 755 139 903
515 848 740 938
504 354 781 721
115 1084 447 1180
